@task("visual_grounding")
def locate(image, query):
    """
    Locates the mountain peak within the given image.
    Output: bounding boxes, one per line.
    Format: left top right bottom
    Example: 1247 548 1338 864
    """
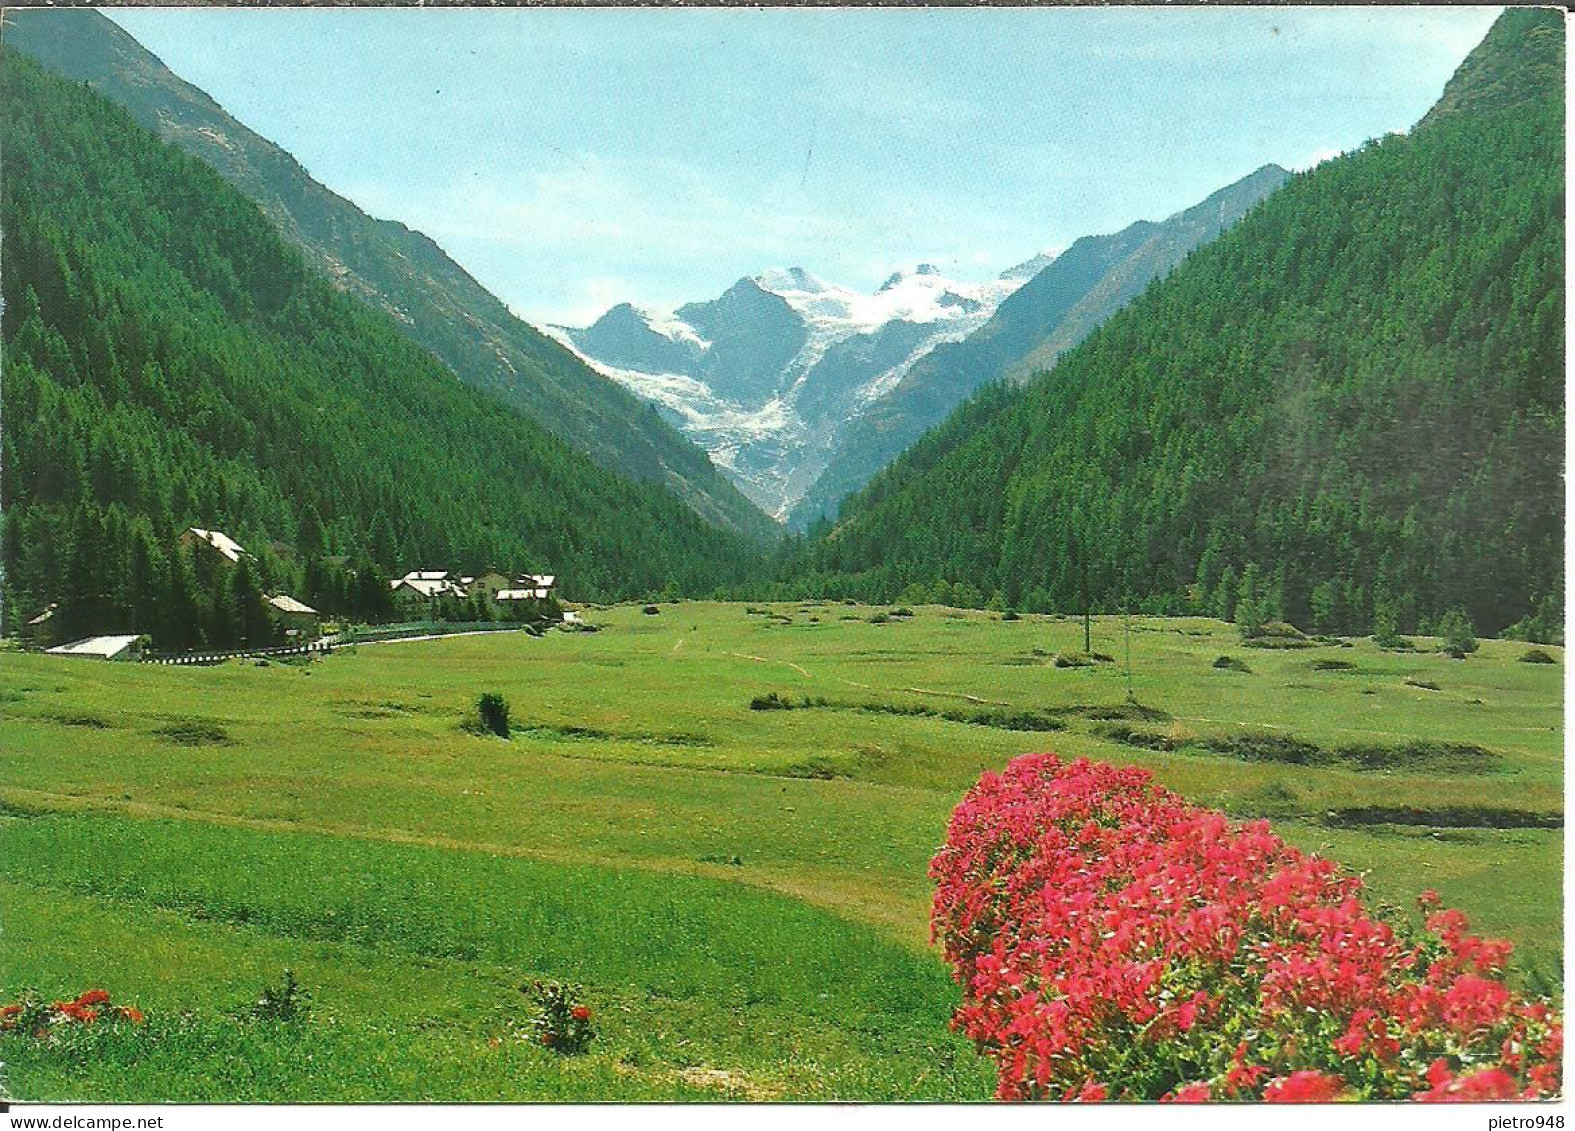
999 251 1061 282
593 301 644 326
724 275 774 300
878 264 944 293
754 266 826 294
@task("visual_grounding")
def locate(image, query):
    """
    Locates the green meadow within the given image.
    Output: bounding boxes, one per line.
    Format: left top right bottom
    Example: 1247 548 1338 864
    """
0 603 1562 1100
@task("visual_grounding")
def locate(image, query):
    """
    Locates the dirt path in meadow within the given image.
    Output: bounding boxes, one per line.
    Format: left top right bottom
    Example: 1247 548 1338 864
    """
900 687 1015 706
724 651 813 678
722 650 890 693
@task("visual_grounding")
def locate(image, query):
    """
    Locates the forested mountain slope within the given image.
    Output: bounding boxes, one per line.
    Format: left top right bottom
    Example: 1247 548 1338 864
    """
0 51 761 642
783 9 1563 637
1419 6 1565 128
789 165 1290 530
4 8 778 542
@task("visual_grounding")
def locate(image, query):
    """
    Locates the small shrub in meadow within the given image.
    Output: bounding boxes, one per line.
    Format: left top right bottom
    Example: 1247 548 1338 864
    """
1212 655 1250 672
153 718 234 746
1437 609 1479 658
250 968 310 1023
642 605 661 616
524 980 594 1055
1520 649 1557 665
1257 620 1306 640
1371 605 1409 650
476 693 511 738
931 753 1562 1102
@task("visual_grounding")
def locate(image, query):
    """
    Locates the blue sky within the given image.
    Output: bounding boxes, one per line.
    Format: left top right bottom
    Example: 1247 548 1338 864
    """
112 6 1501 325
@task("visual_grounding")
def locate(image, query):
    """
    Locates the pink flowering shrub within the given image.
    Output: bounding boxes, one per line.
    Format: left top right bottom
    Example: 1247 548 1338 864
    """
930 753 1561 1102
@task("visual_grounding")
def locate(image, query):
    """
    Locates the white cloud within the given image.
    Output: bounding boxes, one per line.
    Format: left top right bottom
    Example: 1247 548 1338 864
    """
546 277 648 328
1295 145 1346 172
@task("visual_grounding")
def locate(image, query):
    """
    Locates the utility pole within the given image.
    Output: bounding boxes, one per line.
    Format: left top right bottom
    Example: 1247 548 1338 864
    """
1083 564 1092 654
1081 514 1092 655
1123 599 1135 703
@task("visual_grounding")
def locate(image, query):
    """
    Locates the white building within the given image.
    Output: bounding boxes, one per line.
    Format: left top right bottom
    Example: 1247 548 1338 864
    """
46 634 146 662
181 527 249 564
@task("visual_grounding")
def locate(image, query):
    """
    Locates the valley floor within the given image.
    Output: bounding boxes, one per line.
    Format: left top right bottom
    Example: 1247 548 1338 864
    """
0 603 1562 1101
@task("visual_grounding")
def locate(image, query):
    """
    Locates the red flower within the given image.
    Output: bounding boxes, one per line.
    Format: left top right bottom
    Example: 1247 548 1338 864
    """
1264 1071 1346 1103
571 1005 591 1022
1165 1083 1212 1103
1072 1080 1107 1102
1417 1068 1522 1103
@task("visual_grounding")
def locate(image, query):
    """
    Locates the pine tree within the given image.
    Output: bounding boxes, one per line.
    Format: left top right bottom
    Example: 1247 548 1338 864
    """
1235 565 1265 638
230 557 271 646
1437 607 1479 658
1213 564 1239 624
161 546 202 653
127 522 163 637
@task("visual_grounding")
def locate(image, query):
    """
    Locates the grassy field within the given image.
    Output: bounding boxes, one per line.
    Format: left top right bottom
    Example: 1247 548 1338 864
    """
0 602 1562 1100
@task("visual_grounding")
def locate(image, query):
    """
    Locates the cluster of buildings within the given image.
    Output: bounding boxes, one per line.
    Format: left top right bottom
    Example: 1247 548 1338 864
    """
34 528 325 660
388 569 558 617
33 527 561 661
181 527 325 639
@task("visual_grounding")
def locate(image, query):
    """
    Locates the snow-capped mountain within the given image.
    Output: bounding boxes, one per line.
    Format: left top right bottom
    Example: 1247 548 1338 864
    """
552 262 1037 518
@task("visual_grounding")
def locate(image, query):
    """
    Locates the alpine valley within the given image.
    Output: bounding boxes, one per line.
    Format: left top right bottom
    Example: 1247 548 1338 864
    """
0 5 1565 1109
